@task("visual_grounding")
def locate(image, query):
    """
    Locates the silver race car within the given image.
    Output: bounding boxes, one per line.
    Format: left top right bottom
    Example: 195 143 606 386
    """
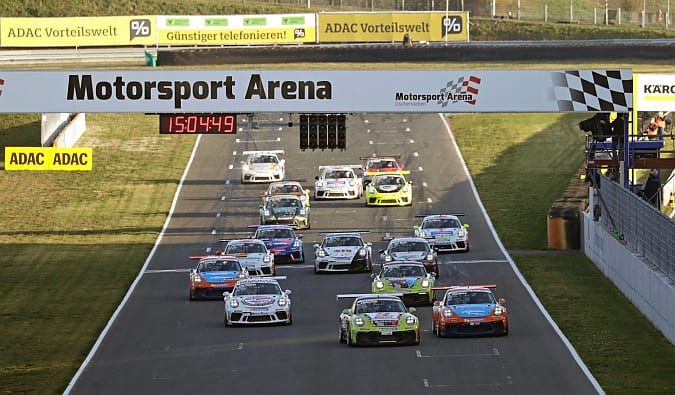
240 150 285 183
313 165 363 200
313 232 373 273
223 276 292 326
413 214 470 252
222 238 276 276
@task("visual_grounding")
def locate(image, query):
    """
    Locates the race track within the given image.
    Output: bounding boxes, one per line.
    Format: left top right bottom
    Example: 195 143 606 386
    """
65 113 602 394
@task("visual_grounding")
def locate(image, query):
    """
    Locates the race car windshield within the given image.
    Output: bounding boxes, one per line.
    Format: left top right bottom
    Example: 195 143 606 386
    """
199 260 240 272
373 176 404 186
234 283 282 296
383 265 426 277
327 171 352 178
390 241 429 252
447 291 495 305
226 243 267 254
324 237 362 247
270 184 300 194
423 218 461 229
258 229 294 239
355 299 406 313
252 155 277 164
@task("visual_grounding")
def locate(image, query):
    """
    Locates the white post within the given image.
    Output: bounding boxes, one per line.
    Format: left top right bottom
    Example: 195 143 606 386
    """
605 0 608 25
642 0 646 27
570 0 574 22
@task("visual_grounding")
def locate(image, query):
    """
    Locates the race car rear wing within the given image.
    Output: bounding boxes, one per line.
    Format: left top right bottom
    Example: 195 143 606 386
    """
242 150 285 156
189 251 239 260
319 164 363 171
336 293 404 301
359 154 402 160
318 230 371 235
414 213 465 217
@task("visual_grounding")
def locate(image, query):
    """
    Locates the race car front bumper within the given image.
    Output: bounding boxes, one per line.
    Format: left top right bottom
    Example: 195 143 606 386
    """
426 237 469 251
440 319 508 336
191 285 235 299
354 329 419 345
315 256 370 272
365 192 411 206
242 171 284 183
315 187 360 199
226 309 291 325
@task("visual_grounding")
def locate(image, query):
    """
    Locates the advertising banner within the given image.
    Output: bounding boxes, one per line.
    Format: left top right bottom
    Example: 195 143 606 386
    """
157 14 315 45
318 12 468 43
0 16 155 47
5 147 92 171
0 69 632 114
634 74 675 112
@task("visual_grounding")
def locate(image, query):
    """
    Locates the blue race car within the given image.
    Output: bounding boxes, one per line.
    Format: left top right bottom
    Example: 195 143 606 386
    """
252 224 305 264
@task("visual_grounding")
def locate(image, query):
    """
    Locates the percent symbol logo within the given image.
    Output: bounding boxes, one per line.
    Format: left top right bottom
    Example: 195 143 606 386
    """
441 16 463 36
130 19 152 41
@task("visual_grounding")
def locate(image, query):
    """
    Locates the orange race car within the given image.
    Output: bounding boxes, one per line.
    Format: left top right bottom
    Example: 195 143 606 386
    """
188 251 249 300
360 155 408 187
431 284 508 337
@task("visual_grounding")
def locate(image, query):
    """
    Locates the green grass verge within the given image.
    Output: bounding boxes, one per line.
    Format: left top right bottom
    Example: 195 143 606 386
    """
1 63 674 393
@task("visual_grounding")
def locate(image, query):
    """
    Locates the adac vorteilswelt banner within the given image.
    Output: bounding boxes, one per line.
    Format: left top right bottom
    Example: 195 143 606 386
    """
0 16 155 47
317 12 468 43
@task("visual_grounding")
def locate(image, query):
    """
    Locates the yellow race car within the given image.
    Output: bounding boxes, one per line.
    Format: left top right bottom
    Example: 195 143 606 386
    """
364 172 412 207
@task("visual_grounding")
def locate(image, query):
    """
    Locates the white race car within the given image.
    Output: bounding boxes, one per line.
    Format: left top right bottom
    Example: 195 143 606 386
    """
313 232 373 273
413 214 470 252
240 150 285 183
223 277 292 326
313 165 363 200
222 238 276 276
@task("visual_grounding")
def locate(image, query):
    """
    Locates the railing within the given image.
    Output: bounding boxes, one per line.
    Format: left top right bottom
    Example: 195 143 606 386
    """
595 173 675 280
265 0 673 28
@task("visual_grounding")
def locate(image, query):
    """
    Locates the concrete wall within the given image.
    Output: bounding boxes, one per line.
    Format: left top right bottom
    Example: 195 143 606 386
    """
42 113 86 148
583 203 675 344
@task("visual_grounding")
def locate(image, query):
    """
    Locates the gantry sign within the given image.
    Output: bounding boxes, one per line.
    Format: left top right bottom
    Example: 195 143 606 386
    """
0 69 633 113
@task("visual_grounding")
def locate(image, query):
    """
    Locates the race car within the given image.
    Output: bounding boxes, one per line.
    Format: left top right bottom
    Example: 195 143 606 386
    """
379 237 438 275
261 180 310 205
252 224 304 264
313 232 373 273
371 261 435 305
313 165 363 200
240 150 285 183
431 284 508 337
223 276 292 326
259 194 310 229
413 214 470 252
360 155 407 187
364 172 412 207
188 252 249 300
338 293 419 346
222 238 276 276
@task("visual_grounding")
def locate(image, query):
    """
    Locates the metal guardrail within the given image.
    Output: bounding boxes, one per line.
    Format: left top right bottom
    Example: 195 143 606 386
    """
596 173 675 280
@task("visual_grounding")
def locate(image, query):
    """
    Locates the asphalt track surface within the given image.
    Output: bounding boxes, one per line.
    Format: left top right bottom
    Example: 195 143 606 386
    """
65 113 602 394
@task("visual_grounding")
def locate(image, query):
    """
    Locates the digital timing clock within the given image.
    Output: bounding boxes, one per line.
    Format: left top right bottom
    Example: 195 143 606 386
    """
159 113 238 134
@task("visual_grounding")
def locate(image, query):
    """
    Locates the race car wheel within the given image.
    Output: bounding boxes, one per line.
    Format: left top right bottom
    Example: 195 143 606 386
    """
346 328 355 347
224 314 231 326
313 263 318 274
339 328 346 344
297 252 305 263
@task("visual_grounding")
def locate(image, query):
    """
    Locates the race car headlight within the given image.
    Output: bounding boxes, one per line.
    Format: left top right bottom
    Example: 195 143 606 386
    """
494 306 504 316
421 279 430 288
299 208 306 215
247 164 254 171
375 280 384 289
278 298 287 307
263 209 271 216
316 181 324 188
458 229 466 237
193 275 202 283
317 249 327 258
237 272 247 279
405 315 417 325
272 164 280 171
263 255 272 263
425 253 435 262
348 179 356 186
443 309 453 318
402 186 410 193
384 255 393 262
367 186 375 194
419 231 428 238
292 240 301 248
358 248 367 257
229 299 239 308
354 316 365 326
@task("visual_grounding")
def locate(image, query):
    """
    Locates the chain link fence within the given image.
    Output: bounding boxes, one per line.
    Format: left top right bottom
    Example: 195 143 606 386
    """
595 173 675 281
259 0 672 28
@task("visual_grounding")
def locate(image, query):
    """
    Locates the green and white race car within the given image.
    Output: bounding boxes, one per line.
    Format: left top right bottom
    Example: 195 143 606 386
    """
371 261 436 306
364 172 413 207
337 293 419 346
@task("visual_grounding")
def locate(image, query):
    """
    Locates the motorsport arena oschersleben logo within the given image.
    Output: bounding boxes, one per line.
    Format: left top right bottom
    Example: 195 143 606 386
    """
394 76 481 108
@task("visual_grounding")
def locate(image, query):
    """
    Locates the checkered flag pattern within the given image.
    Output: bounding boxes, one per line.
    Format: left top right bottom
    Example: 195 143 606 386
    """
437 76 481 107
551 70 632 112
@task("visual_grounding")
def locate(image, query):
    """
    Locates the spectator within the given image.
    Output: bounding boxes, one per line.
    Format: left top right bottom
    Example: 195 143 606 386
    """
646 118 659 140
656 112 667 141
641 169 660 207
